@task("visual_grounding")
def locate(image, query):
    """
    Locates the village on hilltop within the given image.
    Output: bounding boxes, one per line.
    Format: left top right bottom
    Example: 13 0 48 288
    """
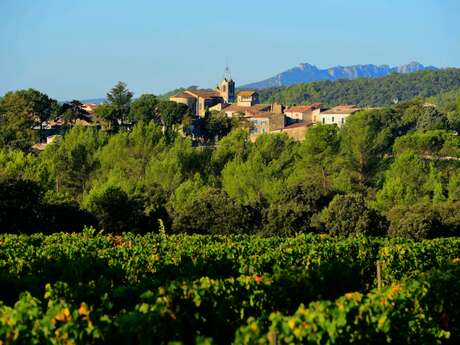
32 68 362 150
169 67 361 141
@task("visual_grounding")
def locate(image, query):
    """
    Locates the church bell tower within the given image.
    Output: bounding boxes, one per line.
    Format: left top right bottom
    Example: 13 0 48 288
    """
218 64 235 103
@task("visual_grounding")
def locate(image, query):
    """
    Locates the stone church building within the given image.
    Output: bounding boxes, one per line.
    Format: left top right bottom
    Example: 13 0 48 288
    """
169 68 236 117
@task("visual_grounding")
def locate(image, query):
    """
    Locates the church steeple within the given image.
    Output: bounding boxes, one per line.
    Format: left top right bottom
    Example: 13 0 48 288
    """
223 63 232 81
218 64 235 103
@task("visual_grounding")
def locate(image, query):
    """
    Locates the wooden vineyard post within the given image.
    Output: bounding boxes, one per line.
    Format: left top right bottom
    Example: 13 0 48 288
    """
376 260 382 290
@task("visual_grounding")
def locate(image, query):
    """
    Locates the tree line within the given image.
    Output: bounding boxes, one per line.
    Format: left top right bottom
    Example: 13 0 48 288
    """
257 68 460 107
0 82 241 151
1 81 460 239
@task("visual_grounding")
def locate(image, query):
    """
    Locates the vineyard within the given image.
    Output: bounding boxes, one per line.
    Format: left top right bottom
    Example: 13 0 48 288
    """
1 229 460 344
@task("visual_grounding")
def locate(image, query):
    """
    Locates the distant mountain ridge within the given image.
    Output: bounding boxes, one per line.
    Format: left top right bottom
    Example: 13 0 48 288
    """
256 68 460 107
79 98 106 104
241 62 438 89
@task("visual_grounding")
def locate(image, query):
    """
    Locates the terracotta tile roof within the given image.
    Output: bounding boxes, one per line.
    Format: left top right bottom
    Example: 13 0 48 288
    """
321 105 360 115
285 103 320 113
222 104 247 114
185 89 221 98
238 91 257 97
170 92 196 99
223 103 271 115
252 104 271 111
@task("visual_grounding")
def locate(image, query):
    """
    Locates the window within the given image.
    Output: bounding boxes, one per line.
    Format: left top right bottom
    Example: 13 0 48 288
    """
341 118 344 124
332 117 335 122
262 128 266 133
322 118 325 124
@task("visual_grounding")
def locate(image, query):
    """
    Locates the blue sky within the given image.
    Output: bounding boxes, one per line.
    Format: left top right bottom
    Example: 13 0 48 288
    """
1 0 459 100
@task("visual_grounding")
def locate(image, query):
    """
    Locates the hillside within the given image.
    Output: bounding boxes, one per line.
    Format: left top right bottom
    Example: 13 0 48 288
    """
257 68 460 107
241 61 437 89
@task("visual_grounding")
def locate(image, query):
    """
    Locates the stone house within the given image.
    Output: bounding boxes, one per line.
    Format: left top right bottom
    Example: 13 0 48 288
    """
247 112 285 141
284 103 321 123
319 105 360 127
237 91 259 107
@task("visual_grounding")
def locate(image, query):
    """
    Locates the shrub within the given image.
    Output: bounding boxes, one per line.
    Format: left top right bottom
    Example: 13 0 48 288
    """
0 178 43 233
322 193 384 236
386 202 460 240
262 183 331 236
83 184 147 233
170 186 252 234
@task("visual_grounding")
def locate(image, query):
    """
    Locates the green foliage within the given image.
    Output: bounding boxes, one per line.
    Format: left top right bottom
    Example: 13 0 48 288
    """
375 151 429 210
424 163 446 202
201 111 235 142
257 68 460 107
60 100 89 126
393 129 460 157
387 201 460 240
0 233 460 344
262 183 331 236
448 172 460 201
235 265 460 345
289 124 340 188
0 89 58 149
0 148 51 188
402 103 449 131
95 121 164 189
222 134 296 205
0 291 105 344
106 81 134 126
427 87 460 131
129 94 159 123
83 183 147 233
2 80 460 240
169 175 252 234
338 109 397 188
321 193 384 236
95 103 119 131
210 129 250 174
0 177 95 234
0 178 43 234
145 137 208 193
41 126 108 199
156 101 190 142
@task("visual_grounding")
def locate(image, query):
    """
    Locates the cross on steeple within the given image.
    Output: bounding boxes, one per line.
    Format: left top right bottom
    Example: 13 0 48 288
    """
223 62 232 81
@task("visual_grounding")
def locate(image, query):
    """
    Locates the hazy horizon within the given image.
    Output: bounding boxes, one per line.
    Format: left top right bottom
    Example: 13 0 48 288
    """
1 0 459 100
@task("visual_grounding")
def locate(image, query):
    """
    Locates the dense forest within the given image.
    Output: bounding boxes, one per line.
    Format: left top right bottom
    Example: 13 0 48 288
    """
257 68 460 107
1 83 460 239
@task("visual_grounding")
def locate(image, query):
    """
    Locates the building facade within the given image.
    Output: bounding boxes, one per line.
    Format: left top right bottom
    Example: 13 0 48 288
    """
170 90 223 117
284 103 321 123
216 78 235 103
318 105 360 127
247 112 285 141
237 91 259 107
272 122 313 141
